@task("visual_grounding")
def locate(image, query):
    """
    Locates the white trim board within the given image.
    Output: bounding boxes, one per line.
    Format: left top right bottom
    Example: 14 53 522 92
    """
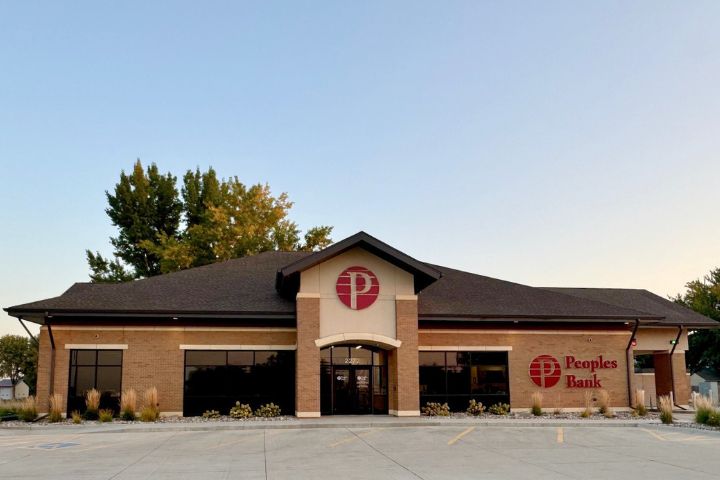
64 344 128 350
419 346 512 352
179 344 296 351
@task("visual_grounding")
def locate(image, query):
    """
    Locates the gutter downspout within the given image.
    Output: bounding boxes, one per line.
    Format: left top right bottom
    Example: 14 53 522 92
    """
626 319 640 408
669 326 686 410
46 316 56 396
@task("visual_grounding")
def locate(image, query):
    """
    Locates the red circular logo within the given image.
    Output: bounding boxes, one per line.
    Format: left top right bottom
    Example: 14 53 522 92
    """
528 355 562 388
336 266 379 310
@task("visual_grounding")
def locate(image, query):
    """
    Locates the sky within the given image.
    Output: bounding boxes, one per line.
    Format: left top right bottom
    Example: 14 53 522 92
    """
1 1 719 337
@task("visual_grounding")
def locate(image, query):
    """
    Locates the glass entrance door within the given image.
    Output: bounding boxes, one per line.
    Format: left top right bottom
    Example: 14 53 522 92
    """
320 345 388 415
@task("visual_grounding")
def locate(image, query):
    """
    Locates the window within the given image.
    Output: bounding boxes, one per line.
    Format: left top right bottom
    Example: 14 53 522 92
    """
183 350 295 416
419 351 509 410
68 349 123 414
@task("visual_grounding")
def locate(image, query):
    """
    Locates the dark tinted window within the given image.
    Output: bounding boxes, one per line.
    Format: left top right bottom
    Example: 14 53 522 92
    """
67 350 123 415
185 351 226 366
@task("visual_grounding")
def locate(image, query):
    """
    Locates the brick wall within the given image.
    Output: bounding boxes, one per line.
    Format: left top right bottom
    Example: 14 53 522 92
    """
295 296 321 416
35 326 296 414
419 329 632 409
390 298 419 415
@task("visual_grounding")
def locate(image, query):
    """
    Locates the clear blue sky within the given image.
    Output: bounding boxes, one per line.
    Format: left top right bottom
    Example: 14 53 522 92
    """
2 1 719 336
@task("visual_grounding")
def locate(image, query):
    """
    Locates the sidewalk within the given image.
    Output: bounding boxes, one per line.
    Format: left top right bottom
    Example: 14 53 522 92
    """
1 414 691 434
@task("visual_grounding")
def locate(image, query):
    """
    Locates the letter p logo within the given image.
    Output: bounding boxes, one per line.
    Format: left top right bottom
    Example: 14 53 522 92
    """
336 266 380 310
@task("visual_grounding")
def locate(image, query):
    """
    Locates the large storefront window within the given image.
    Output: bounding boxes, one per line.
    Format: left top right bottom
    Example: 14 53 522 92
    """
419 351 509 410
68 349 123 414
183 350 295 417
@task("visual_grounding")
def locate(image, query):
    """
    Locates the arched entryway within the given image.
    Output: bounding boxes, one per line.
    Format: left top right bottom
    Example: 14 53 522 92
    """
320 345 388 415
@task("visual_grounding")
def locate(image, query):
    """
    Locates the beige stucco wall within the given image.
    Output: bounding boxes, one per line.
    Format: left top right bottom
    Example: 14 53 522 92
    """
300 247 414 342
634 328 688 352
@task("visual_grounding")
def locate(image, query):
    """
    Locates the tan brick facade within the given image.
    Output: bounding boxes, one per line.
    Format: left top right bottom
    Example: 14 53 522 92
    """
388 298 420 415
34 326 296 414
295 295 321 417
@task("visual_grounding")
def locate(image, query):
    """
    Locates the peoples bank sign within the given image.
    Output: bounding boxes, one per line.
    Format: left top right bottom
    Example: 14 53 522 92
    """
529 354 618 389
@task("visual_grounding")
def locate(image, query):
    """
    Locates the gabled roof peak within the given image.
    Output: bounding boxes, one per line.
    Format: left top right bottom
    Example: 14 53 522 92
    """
275 231 442 297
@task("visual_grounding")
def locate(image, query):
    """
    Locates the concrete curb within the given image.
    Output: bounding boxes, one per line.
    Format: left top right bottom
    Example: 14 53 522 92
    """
1 418 694 434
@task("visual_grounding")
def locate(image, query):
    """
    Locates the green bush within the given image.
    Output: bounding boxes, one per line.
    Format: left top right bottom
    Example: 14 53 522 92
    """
422 402 450 416
707 411 720 427
120 410 136 421
255 403 282 418
694 396 714 425
229 402 253 419
98 409 114 422
140 406 159 422
466 399 485 416
17 398 38 422
83 409 99 421
202 409 220 419
488 403 510 415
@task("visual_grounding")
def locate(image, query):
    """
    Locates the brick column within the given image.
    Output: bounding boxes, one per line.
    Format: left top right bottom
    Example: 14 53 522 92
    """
671 352 690 405
35 327 52 413
390 297 419 416
295 294 321 417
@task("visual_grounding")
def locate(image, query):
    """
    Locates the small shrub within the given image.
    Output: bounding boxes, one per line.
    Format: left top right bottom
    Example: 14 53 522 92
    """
120 388 137 421
48 393 64 423
531 392 543 416
694 395 714 425
84 389 100 420
597 390 609 414
422 402 450 416
658 395 673 424
255 403 282 418
488 403 510 415
17 396 38 422
71 410 82 424
202 409 220 419
466 399 485 416
581 390 593 418
229 402 253 419
632 388 647 417
98 409 114 422
707 410 720 427
140 406 158 422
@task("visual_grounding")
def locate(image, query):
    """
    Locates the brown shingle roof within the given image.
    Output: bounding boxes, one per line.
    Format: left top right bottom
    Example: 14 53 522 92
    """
5 249 717 327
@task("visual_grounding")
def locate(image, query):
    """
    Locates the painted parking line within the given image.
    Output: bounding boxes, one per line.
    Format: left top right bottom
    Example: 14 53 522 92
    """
329 429 374 448
448 426 475 446
556 427 564 444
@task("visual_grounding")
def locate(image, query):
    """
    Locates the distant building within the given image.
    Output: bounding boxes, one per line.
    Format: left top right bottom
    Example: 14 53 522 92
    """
0 379 30 400
691 368 720 405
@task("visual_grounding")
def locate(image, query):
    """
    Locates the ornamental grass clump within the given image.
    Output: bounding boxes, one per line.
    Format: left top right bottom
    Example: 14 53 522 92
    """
48 393 64 423
598 390 614 418
71 410 82 424
466 399 485 416
422 402 450 416
488 403 510 415
139 386 160 422
202 409 220 419
17 396 38 422
98 409 114 422
632 388 647 417
694 395 715 425
530 392 543 416
255 403 282 418
580 390 593 418
707 410 720 427
120 389 137 421
84 389 100 420
658 395 673 424
229 402 253 419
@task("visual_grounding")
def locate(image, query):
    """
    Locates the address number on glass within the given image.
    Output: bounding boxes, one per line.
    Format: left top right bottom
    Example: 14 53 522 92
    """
344 358 361 365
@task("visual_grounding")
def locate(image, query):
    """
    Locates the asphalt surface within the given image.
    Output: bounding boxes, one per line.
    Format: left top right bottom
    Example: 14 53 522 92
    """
1 425 719 479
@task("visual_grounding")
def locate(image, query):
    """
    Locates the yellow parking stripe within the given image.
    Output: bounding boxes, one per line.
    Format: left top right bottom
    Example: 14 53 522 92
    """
448 427 475 446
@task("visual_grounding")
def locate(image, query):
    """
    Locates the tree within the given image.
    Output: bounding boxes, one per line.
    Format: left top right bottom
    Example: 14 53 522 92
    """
0 335 38 398
88 162 333 279
673 268 720 373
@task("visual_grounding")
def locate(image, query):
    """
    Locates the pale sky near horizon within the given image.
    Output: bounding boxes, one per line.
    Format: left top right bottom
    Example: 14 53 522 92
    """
1 1 719 337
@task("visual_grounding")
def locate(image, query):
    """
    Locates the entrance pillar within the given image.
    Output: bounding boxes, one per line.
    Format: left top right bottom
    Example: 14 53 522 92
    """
389 296 420 416
653 352 690 406
296 294 321 417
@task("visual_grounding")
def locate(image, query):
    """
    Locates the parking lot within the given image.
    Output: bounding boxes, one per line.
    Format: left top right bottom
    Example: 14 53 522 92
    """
0 425 719 479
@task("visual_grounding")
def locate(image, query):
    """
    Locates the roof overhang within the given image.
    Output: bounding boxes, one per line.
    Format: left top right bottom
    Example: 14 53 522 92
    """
275 231 442 298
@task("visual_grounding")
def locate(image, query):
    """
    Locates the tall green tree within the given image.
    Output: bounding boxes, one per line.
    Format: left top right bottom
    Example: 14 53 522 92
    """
673 268 720 373
88 162 333 279
0 335 38 397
